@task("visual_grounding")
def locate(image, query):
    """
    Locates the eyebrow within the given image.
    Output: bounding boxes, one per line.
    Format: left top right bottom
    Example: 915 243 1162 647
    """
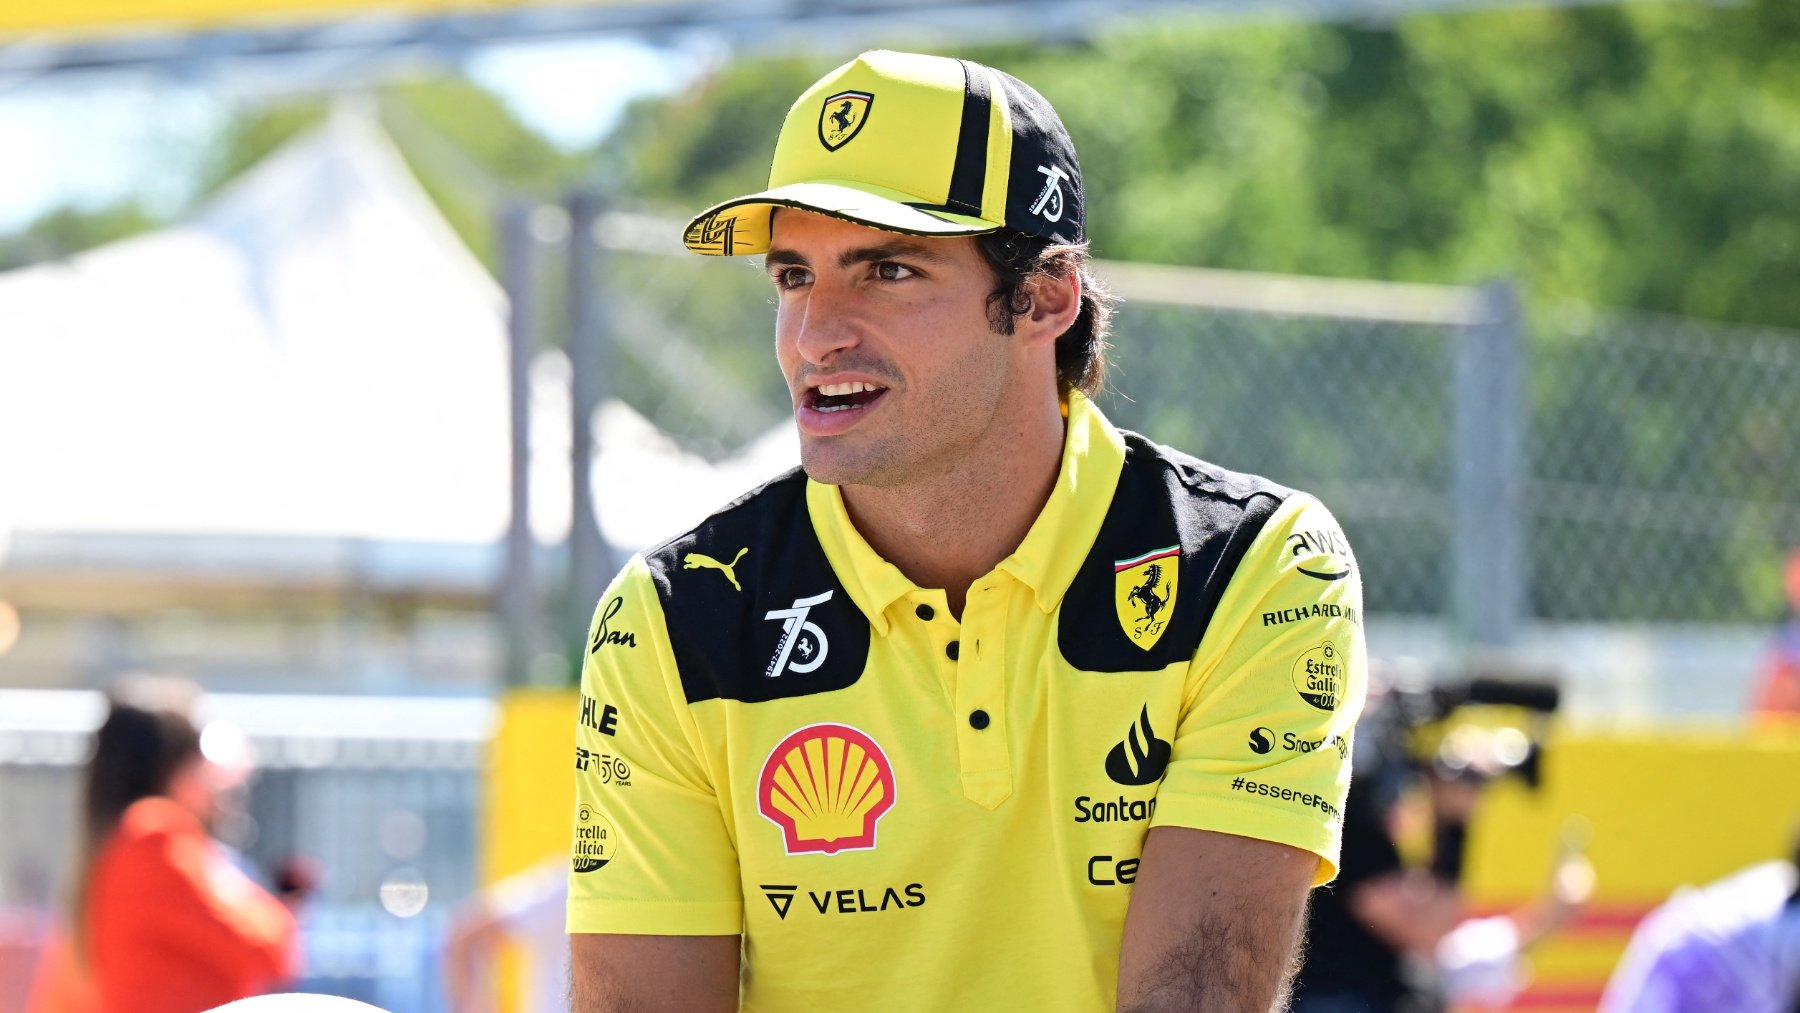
764 238 955 271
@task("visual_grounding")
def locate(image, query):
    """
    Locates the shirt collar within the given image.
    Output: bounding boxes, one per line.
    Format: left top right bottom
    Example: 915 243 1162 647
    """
806 391 1127 634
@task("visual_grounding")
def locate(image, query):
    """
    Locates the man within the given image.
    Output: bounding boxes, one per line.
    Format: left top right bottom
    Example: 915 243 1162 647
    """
568 50 1366 1011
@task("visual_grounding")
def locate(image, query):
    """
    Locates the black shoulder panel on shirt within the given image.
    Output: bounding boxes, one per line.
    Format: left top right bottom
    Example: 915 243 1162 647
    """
642 469 870 705
1058 432 1293 673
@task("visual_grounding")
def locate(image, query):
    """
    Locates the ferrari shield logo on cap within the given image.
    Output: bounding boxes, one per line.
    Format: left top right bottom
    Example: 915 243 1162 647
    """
1114 546 1179 651
818 90 873 151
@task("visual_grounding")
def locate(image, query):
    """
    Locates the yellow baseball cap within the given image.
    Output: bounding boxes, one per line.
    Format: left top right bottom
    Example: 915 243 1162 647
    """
683 50 1084 256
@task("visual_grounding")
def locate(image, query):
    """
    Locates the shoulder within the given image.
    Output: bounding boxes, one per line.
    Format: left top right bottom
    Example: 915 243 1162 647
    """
114 796 201 842
94 798 205 884
629 468 869 705
1058 431 1301 671
638 467 811 596
1118 430 1296 527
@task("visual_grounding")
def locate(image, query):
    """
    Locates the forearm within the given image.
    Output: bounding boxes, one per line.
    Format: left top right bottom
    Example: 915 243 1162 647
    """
1119 899 1308 1012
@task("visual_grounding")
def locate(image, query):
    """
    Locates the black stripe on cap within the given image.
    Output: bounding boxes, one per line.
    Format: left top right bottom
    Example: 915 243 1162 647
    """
944 60 992 218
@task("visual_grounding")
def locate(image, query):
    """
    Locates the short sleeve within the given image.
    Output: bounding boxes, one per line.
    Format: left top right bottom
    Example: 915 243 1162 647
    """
1149 493 1367 885
566 557 743 935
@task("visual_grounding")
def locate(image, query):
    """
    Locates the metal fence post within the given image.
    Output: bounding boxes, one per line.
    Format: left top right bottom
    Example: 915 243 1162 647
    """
566 190 615 664
1451 280 1527 649
499 202 539 688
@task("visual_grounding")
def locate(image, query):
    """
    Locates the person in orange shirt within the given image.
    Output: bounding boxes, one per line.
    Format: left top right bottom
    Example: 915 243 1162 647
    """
1752 549 1800 718
28 676 299 1013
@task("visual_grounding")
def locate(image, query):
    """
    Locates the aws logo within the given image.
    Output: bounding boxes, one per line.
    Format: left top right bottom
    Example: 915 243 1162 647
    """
759 724 896 855
1287 528 1354 582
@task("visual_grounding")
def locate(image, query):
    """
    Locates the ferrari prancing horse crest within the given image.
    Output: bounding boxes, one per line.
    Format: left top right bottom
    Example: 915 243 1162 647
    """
819 90 874 151
1115 546 1180 651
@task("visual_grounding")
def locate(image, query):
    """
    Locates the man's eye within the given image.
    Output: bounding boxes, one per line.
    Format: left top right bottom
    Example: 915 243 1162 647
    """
772 266 812 290
873 262 915 281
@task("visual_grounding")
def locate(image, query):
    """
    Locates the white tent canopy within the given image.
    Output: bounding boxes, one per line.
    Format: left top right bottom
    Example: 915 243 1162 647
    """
0 108 795 598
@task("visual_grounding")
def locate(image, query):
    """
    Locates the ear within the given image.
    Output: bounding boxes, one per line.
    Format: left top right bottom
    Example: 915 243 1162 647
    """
1017 267 1081 350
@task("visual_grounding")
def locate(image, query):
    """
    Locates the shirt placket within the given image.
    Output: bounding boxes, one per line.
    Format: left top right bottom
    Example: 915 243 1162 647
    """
953 574 1013 809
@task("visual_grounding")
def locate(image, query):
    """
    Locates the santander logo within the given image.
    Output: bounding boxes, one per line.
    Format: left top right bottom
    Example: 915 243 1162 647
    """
758 723 896 855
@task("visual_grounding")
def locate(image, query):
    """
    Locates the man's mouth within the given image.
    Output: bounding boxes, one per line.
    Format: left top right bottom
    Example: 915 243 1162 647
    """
807 381 888 414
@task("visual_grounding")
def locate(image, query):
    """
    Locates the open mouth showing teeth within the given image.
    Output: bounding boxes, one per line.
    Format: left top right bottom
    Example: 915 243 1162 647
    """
810 381 888 413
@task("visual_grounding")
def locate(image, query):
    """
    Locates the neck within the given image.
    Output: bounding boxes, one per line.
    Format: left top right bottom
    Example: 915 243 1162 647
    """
841 395 1066 618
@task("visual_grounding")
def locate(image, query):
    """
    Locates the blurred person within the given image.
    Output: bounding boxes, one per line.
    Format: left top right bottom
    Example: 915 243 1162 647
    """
1751 548 1800 717
1293 673 1587 1012
26 676 300 1013
569 50 1366 1011
1598 832 1800 1013
1433 828 1595 1010
443 857 568 1013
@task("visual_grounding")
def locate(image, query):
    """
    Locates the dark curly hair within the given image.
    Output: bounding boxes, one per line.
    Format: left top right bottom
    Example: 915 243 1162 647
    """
976 231 1116 398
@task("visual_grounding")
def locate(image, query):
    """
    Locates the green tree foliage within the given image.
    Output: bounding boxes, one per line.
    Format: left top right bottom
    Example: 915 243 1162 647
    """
610 1 1800 330
607 56 836 205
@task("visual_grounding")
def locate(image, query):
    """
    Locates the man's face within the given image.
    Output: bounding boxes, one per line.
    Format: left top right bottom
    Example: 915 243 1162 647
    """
767 211 1024 488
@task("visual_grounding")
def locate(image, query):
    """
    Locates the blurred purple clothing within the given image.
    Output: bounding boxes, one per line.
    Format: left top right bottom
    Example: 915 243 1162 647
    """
1600 861 1800 1013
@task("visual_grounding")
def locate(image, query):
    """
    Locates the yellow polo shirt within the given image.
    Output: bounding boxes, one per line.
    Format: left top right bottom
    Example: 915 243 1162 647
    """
568 393 1365 1011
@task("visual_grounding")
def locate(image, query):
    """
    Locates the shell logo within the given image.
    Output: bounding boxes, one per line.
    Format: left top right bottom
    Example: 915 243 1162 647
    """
758 723 896 855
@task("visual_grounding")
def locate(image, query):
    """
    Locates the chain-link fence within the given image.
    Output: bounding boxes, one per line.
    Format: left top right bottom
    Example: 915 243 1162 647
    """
1529 311 1800 623
543 204 1800 635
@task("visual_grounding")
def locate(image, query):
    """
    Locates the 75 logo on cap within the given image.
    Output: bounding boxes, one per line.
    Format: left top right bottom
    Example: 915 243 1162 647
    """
759 723 895 854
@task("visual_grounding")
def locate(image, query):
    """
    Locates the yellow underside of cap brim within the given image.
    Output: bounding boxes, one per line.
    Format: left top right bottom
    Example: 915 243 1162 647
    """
683 181 1000 256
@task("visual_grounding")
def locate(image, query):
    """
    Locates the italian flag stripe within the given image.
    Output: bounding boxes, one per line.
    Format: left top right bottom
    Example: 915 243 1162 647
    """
1114 545 1180 571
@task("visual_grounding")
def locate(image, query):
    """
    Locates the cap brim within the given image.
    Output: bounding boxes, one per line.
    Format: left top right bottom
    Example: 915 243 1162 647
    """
683 181 1000 256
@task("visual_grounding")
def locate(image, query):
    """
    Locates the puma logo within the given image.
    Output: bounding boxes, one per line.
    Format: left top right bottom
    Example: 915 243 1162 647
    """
683 548 749 591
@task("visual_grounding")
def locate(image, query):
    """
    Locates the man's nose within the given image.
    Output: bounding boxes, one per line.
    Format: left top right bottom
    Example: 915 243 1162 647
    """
792 279 862 365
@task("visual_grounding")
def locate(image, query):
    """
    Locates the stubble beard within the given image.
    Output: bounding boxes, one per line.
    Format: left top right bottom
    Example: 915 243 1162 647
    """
802 352 1013 494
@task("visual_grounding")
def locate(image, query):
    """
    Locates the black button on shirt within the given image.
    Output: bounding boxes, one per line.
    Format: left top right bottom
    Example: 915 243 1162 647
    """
969 709 990 730
915 604 935 621
946 641 960 661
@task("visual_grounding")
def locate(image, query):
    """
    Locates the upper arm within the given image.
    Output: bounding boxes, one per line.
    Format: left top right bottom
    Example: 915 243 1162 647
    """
137 829 297 981
1152 493 1367 884
1116 826 1317 1012
571 933 739 1013
566 559 743 937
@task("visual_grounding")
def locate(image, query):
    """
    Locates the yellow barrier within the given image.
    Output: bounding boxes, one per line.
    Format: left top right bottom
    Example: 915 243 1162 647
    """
481 689 579 1013
485 688 580 883
1459 723 1800 1011
485 692 1800 1011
